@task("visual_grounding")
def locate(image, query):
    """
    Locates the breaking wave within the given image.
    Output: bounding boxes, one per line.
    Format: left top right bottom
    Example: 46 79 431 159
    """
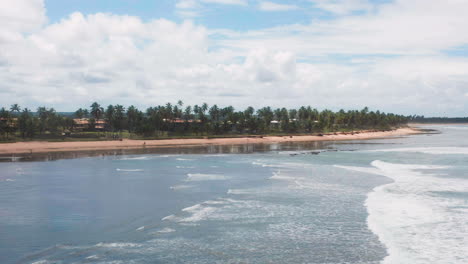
337 160 468 263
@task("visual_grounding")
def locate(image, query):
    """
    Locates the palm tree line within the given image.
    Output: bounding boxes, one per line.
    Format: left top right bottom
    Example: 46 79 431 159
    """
0 101 409 140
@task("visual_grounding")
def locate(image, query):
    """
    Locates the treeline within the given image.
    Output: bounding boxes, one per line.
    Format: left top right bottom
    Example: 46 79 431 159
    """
0 104 74 139
409 116 468 123
0 102 408 140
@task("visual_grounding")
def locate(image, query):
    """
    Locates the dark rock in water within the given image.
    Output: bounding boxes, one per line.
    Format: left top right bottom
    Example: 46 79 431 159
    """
308 151 320 155
317 133 324 136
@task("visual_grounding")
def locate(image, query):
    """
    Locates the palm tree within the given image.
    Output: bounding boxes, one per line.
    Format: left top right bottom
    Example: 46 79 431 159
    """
90 102 103 120
74 108 86 119
10 104 21 116
37 107 48 134
114 105 125 131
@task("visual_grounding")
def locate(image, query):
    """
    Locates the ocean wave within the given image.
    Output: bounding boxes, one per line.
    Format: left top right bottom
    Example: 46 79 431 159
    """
252 161 283 167
163 199 248 224
85 255 99 260
339 160 468 263
95 242 141 248
162 204 215 223
186 173 227 181
1 178 15 182
269 171 296 181
252 160 311 169
119 156 150 160
116 168 144 172
227 188 253 195
170 184 193 190
370 147 468 155
156 227 175 233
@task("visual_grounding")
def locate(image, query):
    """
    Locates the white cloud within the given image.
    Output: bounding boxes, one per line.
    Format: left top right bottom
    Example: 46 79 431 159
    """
176 0 198 9
1 0 468 116
200 0 248 6
259 1 299 11
0 0 47 32
175 0 247 18
310 0 372 15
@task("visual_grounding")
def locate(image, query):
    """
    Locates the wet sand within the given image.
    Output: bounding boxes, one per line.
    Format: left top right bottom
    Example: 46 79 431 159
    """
0 128 420 156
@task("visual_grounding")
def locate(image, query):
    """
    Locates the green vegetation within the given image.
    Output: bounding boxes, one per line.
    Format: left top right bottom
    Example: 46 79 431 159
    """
409 116 468 123
0 102 409 142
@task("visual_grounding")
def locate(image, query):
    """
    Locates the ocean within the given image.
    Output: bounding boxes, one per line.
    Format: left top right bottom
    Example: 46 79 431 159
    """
0 125 467 264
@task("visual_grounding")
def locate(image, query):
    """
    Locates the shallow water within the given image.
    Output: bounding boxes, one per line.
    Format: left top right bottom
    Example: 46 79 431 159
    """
0 125 467 263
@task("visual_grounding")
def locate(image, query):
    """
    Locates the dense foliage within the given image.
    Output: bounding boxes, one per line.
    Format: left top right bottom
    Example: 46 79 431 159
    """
409 116 468 123
0 102 409 141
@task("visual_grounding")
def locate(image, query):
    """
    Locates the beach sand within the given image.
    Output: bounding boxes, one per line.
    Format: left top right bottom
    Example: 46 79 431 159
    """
0 128 421 155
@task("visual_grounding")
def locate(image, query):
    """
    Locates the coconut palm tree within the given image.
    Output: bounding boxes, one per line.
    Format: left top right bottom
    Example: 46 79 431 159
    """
90 102 103 120
10 104 21 116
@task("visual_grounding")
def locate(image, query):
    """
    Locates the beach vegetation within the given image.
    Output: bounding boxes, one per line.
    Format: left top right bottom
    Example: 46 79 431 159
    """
0 102 411 142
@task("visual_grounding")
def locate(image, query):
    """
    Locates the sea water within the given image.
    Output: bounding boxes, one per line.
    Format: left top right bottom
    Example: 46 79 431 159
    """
0 125 467 263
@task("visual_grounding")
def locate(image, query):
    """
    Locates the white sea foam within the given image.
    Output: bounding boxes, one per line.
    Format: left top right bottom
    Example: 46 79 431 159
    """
136 226 145 231
31 261 50 264
95 242 141 248
156 227 175 233
370 147 468 155
162 204 216 223
2 179 15 182
85 255 99 260
162 214 178 221
169 184 192 190
227 188 253 195
338 160 468 263
176 166 195 169
176 158 194 161
120 156 149 160
180 205 216 222
164 199 247 224
269 171 296 181
116 168 144 172
186 173 226 181
251 161 283 168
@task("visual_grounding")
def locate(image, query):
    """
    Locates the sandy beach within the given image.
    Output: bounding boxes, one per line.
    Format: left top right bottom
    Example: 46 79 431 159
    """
0 128 421 155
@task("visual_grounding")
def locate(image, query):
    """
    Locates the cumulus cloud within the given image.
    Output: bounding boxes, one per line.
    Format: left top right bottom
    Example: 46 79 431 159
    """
175 0 247 18
200 0 248 6
0 0 47 32
259 1 299 11
310 0 372 15
176 0 198 9
1 0 468 116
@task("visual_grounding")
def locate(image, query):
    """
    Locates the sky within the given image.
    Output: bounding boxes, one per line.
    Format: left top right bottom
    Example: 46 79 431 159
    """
1 0 467 116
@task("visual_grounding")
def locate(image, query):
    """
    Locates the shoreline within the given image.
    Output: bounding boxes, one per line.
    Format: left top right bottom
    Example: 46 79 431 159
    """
0 128 421 156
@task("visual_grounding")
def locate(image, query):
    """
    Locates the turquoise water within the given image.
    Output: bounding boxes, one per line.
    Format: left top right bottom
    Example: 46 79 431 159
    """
0 125 467 263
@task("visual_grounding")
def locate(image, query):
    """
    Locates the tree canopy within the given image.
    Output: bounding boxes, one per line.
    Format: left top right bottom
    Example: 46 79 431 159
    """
0 102 411 140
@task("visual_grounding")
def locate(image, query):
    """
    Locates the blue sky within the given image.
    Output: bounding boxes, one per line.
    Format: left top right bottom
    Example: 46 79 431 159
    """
1 0 468 116
44 0 386 30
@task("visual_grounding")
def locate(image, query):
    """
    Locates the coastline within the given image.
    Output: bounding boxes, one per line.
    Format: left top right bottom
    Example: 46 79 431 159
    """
0 128 421 156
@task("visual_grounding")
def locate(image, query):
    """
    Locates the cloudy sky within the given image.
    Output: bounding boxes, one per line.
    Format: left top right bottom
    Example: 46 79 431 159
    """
1 0 467 116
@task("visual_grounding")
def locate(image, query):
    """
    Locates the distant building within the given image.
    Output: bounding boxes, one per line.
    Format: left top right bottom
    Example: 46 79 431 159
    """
73 118 106 131
0 117 17 128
